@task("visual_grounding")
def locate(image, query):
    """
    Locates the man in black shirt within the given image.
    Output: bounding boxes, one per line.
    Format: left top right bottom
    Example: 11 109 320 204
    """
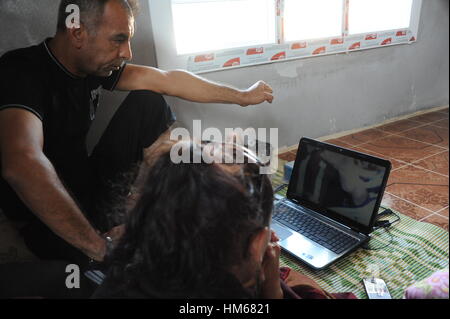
0 0 274 275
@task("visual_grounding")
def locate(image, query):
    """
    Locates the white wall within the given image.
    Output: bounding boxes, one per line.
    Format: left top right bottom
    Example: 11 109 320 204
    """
1 0 448 151
162 0 449 149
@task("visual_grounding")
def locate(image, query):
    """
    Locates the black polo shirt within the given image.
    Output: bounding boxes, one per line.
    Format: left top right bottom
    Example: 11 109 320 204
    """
0 38 125 221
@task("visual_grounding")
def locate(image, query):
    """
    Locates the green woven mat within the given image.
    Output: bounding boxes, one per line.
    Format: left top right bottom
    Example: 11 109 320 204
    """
272 159 449 299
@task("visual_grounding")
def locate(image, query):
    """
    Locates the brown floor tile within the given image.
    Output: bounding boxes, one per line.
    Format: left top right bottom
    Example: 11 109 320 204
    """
381 192 432 221
436 207 449 218
432 118 449 129
350 146 407 170
409 111 448 123
386 165 449 212
331 129 391 147
361 135 444 164
375 119 424 134
324 138 353 148
414 151 449 176
397 125 449 148
421 214 449 231
278 151 297 162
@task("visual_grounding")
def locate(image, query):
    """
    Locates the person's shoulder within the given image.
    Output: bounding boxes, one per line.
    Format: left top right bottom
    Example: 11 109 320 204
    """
0 41 47 73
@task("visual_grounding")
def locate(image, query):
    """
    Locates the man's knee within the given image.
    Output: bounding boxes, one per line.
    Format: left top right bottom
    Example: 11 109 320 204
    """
121 90 174 125
126 90 168 110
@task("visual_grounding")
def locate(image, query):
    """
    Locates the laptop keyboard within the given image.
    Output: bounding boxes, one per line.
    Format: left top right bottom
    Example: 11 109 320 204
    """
273 202 359 255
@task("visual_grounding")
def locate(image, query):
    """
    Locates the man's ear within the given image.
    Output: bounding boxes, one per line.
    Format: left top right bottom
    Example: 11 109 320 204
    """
67 24 88 49
249 226 270 264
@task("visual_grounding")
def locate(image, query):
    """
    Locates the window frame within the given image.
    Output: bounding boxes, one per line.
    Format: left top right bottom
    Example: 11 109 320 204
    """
148 0 423 74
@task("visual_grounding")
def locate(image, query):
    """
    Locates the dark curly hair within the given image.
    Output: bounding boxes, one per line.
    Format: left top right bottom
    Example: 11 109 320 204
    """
96 141 274 298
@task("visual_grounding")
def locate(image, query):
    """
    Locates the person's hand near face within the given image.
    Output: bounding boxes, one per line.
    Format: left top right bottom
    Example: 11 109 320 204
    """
260 231 283 299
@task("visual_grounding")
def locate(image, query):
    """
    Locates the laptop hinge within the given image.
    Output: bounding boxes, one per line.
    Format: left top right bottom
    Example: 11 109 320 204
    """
340 223 364 235
328 219 365 237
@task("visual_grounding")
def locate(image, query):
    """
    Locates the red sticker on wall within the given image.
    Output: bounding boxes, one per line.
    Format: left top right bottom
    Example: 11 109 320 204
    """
313 46 326 55
247 47 264 55
331 38 344 45
291 42 307 50
381 38 392 45
194 54 214 63
365 34 377 40
223 57 240 67
349 42 361 50
271 52 286 61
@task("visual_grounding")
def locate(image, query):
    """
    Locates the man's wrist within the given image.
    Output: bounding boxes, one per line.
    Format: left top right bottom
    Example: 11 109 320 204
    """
86 235 108 262
236 90 249 107
103 236 114 255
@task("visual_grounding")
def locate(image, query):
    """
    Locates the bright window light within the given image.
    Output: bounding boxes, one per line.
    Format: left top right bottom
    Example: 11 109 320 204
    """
348 0 413 34
171 0 276 55
284 0 343 42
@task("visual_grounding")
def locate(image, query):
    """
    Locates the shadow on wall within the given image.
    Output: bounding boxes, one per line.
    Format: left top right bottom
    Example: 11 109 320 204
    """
0 0 59 55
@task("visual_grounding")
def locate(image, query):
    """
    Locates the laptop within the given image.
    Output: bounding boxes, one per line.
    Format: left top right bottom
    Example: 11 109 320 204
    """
271 137 391 269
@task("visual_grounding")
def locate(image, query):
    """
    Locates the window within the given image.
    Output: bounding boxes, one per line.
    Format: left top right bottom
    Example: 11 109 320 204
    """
284 0 343 42
348 0 414 35
171 0 276 55
149 0 422 73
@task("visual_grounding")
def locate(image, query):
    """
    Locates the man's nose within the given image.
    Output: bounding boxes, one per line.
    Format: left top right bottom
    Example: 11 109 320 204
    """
120 41 132 61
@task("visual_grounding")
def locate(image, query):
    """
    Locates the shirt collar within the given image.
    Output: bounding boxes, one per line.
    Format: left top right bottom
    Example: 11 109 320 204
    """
43 38 83 80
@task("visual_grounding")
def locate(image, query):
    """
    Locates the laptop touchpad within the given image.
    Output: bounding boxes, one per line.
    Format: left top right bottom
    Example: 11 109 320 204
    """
271 222 294 241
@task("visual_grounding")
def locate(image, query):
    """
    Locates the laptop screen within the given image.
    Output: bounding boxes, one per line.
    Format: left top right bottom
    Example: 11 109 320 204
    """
288 139 389 228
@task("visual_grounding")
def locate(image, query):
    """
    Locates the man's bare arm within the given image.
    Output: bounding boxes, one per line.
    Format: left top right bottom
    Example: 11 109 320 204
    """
115 64 274 106
0 109 106 261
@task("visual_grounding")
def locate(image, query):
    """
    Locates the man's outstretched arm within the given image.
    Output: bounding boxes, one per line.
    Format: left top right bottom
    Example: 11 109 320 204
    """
115 64 274 106
0 109 106 262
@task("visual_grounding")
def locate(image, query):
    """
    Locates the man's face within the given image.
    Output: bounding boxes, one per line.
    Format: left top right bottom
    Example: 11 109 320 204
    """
79 1 135 77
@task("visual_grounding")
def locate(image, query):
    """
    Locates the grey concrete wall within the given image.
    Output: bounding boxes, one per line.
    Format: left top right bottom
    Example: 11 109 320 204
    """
1 0 448 151
164 0 449 149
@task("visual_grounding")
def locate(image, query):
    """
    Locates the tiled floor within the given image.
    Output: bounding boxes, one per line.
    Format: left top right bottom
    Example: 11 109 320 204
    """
279 107 449 231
